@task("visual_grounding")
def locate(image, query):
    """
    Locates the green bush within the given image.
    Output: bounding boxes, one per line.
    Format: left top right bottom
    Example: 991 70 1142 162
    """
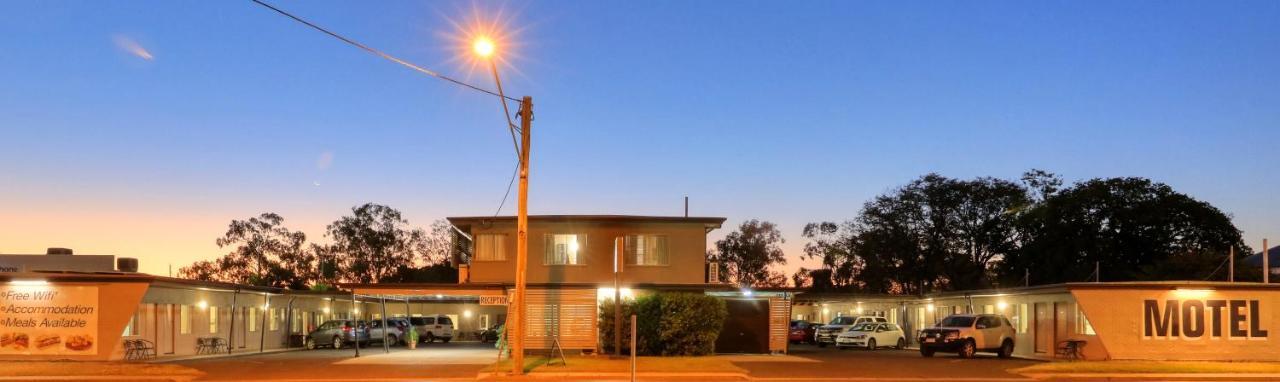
599 292 727 356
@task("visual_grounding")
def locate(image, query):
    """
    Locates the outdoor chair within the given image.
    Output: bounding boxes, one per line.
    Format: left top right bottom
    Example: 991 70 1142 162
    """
1056 339 1086 361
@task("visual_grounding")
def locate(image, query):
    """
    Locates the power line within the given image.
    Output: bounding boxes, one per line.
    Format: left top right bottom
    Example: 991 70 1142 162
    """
250 0 519 102
493 160 519 217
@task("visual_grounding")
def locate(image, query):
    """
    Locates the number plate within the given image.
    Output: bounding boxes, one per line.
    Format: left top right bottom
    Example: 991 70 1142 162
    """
924 338 936 343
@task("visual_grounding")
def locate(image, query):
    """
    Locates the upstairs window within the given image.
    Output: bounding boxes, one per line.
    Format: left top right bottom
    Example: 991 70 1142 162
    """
474 234 508 261
545 234 584 265
624 235 669 266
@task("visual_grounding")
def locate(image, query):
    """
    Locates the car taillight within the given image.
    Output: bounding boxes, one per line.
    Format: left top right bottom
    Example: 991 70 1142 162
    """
342 326 351 333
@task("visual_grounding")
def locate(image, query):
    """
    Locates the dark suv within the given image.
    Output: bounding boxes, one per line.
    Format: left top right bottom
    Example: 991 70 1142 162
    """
918 314 1015 358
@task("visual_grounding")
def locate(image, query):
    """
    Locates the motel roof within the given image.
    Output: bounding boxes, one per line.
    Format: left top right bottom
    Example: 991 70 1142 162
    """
447 215 727 229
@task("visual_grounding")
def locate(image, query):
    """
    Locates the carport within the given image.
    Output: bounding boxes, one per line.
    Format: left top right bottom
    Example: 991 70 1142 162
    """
336 283 509 357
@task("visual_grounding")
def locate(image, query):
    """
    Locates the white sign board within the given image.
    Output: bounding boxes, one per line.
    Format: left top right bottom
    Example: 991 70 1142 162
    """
0 285 98 355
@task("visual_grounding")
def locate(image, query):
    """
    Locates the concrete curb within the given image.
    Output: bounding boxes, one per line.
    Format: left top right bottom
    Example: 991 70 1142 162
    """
147 347 302 363
0 376 198 381
477 371 750 380
1021 372 1280 380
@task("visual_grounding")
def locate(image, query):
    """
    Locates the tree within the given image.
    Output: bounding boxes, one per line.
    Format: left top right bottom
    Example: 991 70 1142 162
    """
713 219 787 287
326 203 425 283
176 213 312 289
1001 177 1249 284
803 174 1030 294
416 219 460 265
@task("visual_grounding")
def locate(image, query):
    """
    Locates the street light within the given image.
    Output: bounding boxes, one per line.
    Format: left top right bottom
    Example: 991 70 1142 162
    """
473 36 532 376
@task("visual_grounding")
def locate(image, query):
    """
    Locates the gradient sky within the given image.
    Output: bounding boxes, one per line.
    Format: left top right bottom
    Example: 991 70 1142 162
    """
2 0 1278 278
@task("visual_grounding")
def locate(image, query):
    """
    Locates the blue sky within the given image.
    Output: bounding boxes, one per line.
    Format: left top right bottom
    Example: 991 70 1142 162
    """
2 0 1278 276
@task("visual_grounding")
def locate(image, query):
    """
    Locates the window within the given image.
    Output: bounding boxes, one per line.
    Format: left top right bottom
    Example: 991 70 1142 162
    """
180 305 192 334
475 234 508 261
544 234 584 265
983 305 995 314
1076 304 1096 335
270 308 280 331
249 308 258 332
123 309 140 337
1016 304 1029 333
624 235 669 266
209 306 219 334
444 315 458 330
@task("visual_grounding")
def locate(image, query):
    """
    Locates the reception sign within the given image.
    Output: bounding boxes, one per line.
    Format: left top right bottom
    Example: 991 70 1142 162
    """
0 285 98 355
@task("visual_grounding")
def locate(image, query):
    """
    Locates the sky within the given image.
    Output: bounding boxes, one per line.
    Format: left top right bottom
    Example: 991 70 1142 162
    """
2 0 1278 278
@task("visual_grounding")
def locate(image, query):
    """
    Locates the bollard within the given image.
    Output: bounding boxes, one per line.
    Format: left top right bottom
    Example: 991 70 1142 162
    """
630 313 637 382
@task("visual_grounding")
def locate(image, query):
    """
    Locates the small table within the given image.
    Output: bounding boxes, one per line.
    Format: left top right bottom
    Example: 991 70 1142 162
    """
1058 339 1087 361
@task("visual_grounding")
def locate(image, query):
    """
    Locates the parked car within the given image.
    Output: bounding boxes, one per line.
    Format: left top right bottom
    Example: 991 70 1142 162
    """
476 324 503 343
304 319 370 350
788 320 818 344
918 314 1016 358
367 318 414 346
408 315 455 343
815 316 887 347
836 322 906 350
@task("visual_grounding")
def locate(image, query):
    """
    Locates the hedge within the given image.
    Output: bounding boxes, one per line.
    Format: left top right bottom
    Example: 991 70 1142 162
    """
599 292 727 356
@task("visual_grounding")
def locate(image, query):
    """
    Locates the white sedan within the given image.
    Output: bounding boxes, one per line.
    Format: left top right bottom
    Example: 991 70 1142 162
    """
836 322 907 350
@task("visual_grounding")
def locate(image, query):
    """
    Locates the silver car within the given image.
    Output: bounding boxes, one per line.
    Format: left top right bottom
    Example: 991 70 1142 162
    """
305 319 370 350
367 318 414 346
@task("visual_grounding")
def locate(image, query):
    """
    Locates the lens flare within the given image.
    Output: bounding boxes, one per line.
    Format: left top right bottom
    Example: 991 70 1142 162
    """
473 37 495 58
438 4 528 82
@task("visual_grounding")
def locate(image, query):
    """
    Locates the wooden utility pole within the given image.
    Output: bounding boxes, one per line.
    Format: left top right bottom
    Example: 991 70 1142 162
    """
1229 247 1235 282
510 96 533 375
1265 239 1271 284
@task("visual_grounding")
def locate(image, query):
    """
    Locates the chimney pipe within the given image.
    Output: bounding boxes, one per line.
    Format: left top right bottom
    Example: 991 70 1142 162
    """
684 196 688 218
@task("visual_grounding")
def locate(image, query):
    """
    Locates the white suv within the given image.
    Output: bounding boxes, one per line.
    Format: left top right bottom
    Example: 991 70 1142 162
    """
815 316 887 347
409 315 455 343
917 314 1015 358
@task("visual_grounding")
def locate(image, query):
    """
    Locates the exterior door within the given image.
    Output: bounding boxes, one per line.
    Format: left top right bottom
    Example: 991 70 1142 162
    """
1053 302 1069 349
716 299 770 353
1034 303 1051 354
158 304 175 354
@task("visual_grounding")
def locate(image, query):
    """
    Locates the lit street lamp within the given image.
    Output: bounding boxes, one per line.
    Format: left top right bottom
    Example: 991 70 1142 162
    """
473 36 532 375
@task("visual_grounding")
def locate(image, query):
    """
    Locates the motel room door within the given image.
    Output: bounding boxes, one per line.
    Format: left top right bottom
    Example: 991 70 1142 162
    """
1034 303 1051 354
158 304 175 355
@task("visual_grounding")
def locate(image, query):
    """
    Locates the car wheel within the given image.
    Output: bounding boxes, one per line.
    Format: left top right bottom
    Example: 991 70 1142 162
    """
958 340 976 358
896 337 906 350
998 339 1014 358
426 333 436 344
867 338 876 351
920 348 934 357
333 336 343 349
304 337 316 350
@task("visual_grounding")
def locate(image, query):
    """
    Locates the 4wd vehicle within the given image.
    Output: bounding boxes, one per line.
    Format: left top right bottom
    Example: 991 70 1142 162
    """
367 318 413 346
815 316 887 347
836 322 906 350
304 319 369 350
409 315 455 343
918 314 1015 358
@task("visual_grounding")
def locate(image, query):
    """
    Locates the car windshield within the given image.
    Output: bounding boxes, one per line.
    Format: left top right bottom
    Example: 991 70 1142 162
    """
938 316 976 327
829 317 855 326
850 323 876 331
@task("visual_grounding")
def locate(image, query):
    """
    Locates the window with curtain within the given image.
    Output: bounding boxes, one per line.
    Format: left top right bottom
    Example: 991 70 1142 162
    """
624 235 669 266
270 308 280 331
1076 304 1096 335
180 305 192 334
544 234 584 265
122 309 140 336
209 306 219 334
249 308 258 332
474 234 508 261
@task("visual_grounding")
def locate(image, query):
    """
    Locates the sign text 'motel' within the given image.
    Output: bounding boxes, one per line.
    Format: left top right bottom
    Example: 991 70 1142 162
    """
1143 299 1268 339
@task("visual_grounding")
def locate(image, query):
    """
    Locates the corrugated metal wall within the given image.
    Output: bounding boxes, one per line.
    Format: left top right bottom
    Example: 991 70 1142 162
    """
523 288 597 350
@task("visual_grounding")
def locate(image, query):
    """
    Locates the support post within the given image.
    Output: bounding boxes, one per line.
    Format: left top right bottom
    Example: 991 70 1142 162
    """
1266 239 1271 284
381 297 389 353
630 313 637 382
510 96 533 375
259 294 269 352
352 291 360 357
1229 247 1235 282
228 289 239 355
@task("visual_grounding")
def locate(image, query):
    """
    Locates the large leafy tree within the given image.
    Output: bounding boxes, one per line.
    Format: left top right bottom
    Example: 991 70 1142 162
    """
803 174 1030 294
712 219 787 287
177 213 312 289
1001 177 1250 284
326 203 425 283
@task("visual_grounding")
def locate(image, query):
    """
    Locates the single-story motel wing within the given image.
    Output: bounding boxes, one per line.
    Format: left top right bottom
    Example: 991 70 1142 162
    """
3 270 1279 362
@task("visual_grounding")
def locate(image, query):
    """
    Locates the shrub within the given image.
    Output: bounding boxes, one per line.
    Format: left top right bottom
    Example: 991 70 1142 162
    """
599 292 727 356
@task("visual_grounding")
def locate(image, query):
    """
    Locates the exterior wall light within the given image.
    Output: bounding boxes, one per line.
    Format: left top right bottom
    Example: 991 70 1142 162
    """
197 300 208 310
997 301 1008 311
926 303 935 312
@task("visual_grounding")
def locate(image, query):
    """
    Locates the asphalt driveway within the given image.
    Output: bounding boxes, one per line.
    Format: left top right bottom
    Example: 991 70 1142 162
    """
175 341 497 381
730 343 1039 380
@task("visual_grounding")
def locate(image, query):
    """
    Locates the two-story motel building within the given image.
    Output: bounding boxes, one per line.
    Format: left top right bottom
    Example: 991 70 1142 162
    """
4 215 1280 362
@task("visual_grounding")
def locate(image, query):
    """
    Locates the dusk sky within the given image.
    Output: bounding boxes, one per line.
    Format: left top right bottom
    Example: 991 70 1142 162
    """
2 0 1278 277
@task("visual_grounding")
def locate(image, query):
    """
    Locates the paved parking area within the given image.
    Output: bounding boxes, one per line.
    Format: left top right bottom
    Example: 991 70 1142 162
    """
175 341 496 381
731 343 1039 380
